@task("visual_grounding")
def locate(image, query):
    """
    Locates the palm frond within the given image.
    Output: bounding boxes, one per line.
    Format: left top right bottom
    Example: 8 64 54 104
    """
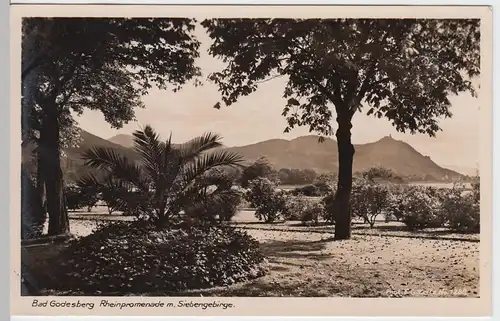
178 132 224 162
76 172 102 188
81 146 150 192
160 143 183 193
132 125 166 183
181 150 245 186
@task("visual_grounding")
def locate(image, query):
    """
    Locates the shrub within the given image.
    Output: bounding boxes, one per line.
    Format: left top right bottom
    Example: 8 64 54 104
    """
313 181 333 195
350 178 389 228
297 184 318 196
385 185 409 222
361 167 404 183
320 193 336 224
290 182 332 197
399 186 445 230
282 196 324 225
442 186 480 233
282 196 308 221
300 201 326 226
50 221 266 294
72 182 100 212
239 157 278 188
185 190 242 223
64 184 88 211
94 177 131 215
246 178 287 223
471 177 480 203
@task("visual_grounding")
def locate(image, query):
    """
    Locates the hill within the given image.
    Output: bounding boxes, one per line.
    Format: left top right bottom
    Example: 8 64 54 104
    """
224 135 464 182
62 130 139 182
108 134 135 148
441 165 478 177
45 131 464 183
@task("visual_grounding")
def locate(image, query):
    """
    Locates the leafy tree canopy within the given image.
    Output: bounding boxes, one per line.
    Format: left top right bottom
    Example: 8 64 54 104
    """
22 17 202 143
202 18 479 137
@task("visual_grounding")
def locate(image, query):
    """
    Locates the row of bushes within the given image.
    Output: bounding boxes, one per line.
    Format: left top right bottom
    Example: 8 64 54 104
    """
245 177 480 233
244 177 333 225
388 181 480 233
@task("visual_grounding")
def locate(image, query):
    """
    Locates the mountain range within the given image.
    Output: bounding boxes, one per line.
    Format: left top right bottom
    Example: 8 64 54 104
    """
55 131 465 182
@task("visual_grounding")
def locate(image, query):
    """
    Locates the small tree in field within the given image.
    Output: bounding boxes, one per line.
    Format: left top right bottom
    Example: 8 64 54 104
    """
362 167 403 183
321 193 337 224
399 186 444 230
79 175 129 215
246 177 287 223
441 184 479 233
64 184 85 212
385 185 408 222
239 157 278 188
75 181 100 212
202 18 480 240
184 167 243 223
350 177 389 228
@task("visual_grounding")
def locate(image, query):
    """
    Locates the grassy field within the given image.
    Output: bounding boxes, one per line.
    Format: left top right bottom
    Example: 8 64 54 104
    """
28 207 479 298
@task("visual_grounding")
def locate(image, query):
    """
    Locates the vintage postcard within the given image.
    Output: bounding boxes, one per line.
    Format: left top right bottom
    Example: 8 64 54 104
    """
11 4 493 317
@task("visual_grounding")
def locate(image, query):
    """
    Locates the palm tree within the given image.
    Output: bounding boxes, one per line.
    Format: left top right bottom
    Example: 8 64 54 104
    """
80 125 244 226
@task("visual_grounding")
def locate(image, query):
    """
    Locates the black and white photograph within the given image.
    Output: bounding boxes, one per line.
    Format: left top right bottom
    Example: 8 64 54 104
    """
13 4 493 317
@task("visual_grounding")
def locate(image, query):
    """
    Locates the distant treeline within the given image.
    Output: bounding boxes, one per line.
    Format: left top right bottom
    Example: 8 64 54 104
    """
276 168 317 185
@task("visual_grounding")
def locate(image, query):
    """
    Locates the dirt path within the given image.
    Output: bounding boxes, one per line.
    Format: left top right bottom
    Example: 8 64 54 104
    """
182 229 479 297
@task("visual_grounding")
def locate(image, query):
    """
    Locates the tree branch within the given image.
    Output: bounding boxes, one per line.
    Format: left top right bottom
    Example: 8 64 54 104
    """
291 38 345 104
255 74 284 84
350 30 391 115
22 54 47 81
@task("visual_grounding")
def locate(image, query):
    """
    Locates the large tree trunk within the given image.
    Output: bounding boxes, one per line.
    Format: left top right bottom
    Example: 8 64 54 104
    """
21 165 45 240
334 114 355 240
35 149 47 212
39 101 70 236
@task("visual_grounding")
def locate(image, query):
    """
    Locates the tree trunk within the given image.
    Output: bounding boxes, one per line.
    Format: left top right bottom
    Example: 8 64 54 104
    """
21 165 45 240
334 114 355 240
40 101 70 236
35 149 48 216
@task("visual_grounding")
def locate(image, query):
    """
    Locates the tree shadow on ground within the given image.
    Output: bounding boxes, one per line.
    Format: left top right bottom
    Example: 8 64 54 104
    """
353 224 409 232
230 221 285 226
287 222 335 227
259 238 335 261
175 277 341 297
352 224 479 237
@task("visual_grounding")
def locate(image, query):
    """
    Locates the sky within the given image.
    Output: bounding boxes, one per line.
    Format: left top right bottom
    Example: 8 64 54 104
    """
75 27 480 174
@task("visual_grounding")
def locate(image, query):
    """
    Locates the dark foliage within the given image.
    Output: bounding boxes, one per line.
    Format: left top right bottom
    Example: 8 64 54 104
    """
64 184 86 211
321 193 337 224
185 191 243 223
50 221 266 294
239 157 278 188
441 183 480 233
277 168 317 185
246 178 288 223
290 181 333 197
